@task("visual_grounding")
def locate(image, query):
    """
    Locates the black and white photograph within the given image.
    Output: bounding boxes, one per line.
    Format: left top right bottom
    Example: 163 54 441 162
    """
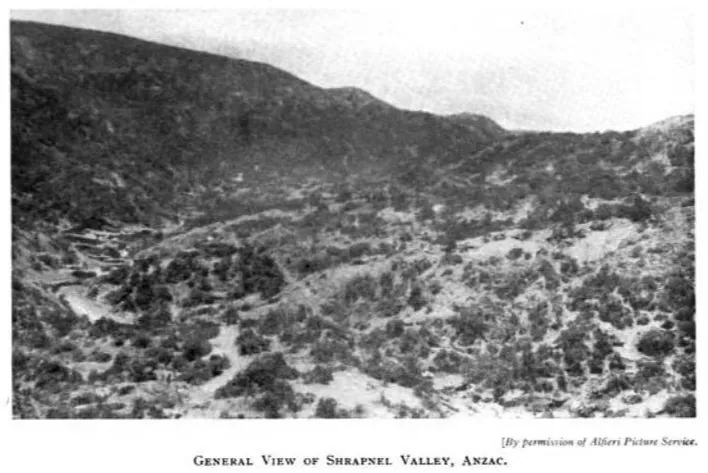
9 7 696 421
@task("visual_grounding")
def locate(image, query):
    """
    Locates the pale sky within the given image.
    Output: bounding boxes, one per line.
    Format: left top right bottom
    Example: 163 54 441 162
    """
11 8 695 131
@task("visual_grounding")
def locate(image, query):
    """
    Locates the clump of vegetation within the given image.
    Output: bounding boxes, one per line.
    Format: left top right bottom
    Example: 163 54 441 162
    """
310 336 355 364
303 365 334 385
589 329 616 374
672 355 695 390
179 354 231 385
664 266 695 340
259 307 289 336
569 264 622 304
236 328 271 356
364 354 429 389
385 319 406 338
28 357 84 393
507 247 524 260
182 337 213 362
597 374 633 398
136 302 172 331
662 394 696 417
181 287 216 308
259 306 307 335
347 242 373 260
450 307 489 346
43 306 85 338
399 328 434 359
462 351 518 400
89 317 136 340
343 274 378 304
555 326 590 377
251 379 299 418
495 267 539 298
314 397 348 418
636 329 675 357
407 284 427 312
432 349 468 374
222 306 240 325
294 254 334 276
165 251 203 283
239 245 286 299
527 302 551 342
102 266 130 285
615 194 653 222
597 295 632 330
608 353 626 371
628 359 660 388
214 352 298 399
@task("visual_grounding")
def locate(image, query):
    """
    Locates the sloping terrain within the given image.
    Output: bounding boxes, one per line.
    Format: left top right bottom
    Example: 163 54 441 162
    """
11 20 499 228
11 21 695 419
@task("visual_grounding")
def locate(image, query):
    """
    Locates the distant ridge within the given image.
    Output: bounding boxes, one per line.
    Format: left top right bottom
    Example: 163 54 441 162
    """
446 112 507 140
327 87 387 109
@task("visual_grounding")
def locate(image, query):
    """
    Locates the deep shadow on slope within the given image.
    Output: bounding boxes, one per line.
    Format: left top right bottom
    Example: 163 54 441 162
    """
11 20 500 228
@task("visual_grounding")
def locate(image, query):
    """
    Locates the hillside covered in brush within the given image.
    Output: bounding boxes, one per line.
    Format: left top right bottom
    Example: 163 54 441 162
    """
11 21 695 419
11 20 502 228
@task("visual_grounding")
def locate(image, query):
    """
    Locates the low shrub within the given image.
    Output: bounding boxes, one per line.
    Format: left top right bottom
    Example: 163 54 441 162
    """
222 306 240 325
240 245 286 299
164 252 202 283
385 319 406 338
663 395 696 417
314 397 340 418
136 302 172 331
672 356 696 390
450 308 489 346
599 374 633 398
310 337 354 364
181 288 216 308
615 195 653 222
343 274 378 304
33 359 83 392
236 328 271 356
364 354 428 389
102 266 130 285
556 326 590 377
636 329 675 357
303 365 334 385
432 349 468 374
348 242 373 260
43 307 83 338
251 380 298 418
182 338 212 362
407 285 427 312
214 353 298 399
632 360 667 393
179 354 231 385
507 247 524 260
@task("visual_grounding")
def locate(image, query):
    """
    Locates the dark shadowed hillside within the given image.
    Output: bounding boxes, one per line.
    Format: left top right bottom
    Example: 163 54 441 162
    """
11 20 496 229
11 21 695 419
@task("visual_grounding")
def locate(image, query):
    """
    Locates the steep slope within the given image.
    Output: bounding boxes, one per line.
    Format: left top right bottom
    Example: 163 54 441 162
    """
11 20 495 229
11 20 695 419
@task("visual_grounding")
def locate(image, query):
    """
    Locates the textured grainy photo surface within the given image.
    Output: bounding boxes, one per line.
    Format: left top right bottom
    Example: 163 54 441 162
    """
10 9 695 419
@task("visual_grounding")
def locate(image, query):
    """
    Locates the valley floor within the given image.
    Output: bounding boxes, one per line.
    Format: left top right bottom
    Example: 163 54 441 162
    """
11 175 696 419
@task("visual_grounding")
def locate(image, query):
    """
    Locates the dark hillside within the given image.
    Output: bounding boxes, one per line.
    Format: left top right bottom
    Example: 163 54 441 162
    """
11 20 495 228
